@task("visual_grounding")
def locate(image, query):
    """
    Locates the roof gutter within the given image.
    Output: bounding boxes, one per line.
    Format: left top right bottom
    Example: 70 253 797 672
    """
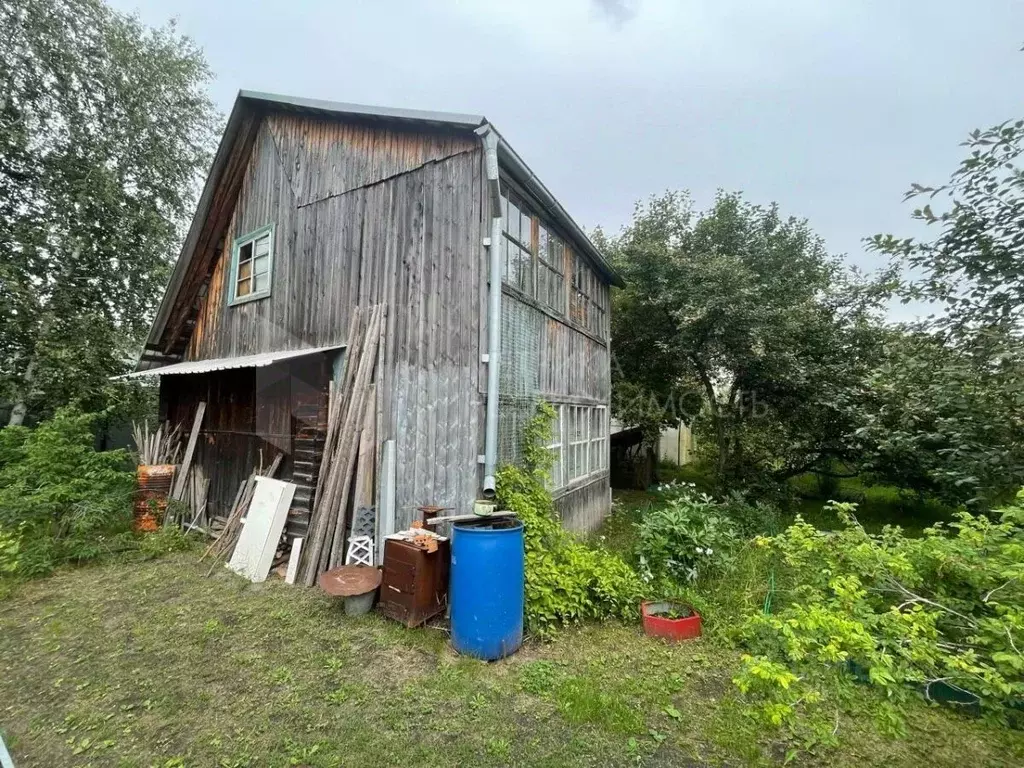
477 124 503 498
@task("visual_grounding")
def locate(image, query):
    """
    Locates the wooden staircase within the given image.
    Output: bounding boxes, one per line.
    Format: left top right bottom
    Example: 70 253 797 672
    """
288 398 327 541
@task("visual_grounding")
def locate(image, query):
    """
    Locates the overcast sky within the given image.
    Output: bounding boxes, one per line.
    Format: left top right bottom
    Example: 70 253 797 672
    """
111 0 1023 286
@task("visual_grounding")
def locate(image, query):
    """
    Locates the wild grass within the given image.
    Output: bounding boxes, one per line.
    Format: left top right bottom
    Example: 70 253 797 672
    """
654 459 954 536
787 473 953 536
1 549 1022 766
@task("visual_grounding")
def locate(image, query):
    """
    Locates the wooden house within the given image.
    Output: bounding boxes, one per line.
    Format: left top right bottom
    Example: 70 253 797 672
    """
130 91 622 552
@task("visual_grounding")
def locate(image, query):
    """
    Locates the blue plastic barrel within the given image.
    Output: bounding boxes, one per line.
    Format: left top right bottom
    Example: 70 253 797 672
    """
450 519 525 660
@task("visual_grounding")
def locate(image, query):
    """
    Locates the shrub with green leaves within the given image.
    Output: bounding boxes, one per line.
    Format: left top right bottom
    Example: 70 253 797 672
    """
635 488 740 588
733 498 1024 723
652 480 780 536
496 403 644 638
718 491 782 536
0 524 20 574
0 406 136 576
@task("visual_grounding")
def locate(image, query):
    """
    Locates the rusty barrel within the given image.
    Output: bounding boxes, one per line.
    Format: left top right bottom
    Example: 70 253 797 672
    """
134 464 176 532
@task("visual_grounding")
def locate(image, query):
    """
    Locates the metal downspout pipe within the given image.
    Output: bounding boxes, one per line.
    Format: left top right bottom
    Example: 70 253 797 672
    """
477 124 502 497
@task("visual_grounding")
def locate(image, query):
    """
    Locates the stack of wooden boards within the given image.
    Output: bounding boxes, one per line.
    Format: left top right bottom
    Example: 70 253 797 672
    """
201 454 283 573
300 304 386 586
131 420 182 466
171 464 210 533
156 402 211 533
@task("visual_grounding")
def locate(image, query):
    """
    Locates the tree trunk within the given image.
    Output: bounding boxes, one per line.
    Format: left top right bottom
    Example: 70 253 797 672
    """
694 364 729 479
713 408 727 479
8 250 70 427
7 359 35 426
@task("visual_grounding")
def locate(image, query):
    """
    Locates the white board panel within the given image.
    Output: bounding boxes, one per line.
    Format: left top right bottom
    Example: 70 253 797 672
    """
375 440 396 565
228 476 296 583
285 537 303 585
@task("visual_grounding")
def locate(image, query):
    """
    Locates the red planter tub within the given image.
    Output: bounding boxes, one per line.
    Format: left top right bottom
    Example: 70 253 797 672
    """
641 600 702 642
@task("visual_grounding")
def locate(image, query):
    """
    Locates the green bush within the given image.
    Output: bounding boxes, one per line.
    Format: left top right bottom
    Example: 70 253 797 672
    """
134 525 194 560
733 497 1024 724
496 403 644 638
651 481 780 536
0 524 20 574
719 491 782 537
634 489 739 587
0 406 136 577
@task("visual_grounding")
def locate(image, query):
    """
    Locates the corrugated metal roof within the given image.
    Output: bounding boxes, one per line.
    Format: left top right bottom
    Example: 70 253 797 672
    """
120 345 342 378
238 90 486 130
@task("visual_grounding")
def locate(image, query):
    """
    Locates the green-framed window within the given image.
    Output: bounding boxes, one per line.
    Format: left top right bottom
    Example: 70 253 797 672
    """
229 224 274 305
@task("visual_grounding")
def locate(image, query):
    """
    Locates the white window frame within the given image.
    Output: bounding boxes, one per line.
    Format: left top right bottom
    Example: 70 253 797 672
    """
568 405 590 480
590 406 608 472
546 405 563 490
549 403 608 491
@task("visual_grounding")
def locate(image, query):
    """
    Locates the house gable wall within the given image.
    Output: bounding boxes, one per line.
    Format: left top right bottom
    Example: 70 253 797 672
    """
185 113 480 361
171 111 486 530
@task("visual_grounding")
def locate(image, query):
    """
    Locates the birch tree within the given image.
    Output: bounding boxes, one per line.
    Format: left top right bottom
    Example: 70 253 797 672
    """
0 0 217 424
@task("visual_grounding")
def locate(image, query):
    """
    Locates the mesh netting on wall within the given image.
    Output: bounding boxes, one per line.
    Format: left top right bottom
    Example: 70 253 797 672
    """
498 299 542 467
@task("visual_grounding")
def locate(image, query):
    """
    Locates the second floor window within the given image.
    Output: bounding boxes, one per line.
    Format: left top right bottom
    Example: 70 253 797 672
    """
501 188 575 323
537 223 566 315
570 252 608 338
230 224 274 305
502 189 534 296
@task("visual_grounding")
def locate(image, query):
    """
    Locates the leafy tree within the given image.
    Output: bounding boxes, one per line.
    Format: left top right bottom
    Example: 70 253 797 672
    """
870 120 1024 335
0 0 218 424
608 191 885 490
856 328 1024 505
868 118 1024 504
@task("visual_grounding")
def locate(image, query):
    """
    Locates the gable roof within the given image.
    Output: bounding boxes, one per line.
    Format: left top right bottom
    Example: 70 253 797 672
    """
144 90 622 356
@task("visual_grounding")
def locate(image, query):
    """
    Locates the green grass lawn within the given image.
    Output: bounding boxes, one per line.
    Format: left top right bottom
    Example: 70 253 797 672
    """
786 474 954 536
2 550 1023 767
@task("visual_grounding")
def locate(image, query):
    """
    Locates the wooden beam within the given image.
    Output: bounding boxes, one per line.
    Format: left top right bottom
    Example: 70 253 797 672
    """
352 382 377 515
376 439 396 565
171 402 206 501
285 538 303 585
423 511 516 526
301 304 386 585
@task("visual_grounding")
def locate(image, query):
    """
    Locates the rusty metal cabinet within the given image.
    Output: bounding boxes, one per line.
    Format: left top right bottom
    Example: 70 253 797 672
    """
378 538 450 627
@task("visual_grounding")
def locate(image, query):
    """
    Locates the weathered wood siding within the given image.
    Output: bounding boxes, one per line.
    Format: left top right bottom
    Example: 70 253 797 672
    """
171 112 485 531
499 289 612 532
159 353 330 540
555 474 611 533
498 295 609 402
186 115 479 361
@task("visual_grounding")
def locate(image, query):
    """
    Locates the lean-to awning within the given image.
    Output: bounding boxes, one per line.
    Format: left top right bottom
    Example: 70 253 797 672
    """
118 345 343 379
